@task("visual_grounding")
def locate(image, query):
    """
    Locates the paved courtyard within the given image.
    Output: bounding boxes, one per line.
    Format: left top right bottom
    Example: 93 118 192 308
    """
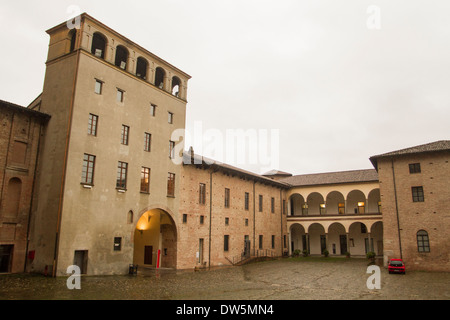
0 257 448 300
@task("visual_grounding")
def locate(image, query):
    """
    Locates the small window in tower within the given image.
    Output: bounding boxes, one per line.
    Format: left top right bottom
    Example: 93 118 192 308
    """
172 76 181 97
150 104 156 116
69 29 77 52
155 67 165 89
136 57 148 80
115 45 129 70
94 79 103 94
114 237 122 251
121 125 129 145
91 32 106 59
117 89 124 102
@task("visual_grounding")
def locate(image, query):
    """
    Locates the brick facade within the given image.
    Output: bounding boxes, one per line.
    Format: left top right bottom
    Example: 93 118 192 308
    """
371 143 450 271
0 100 49 273
177 157 288 269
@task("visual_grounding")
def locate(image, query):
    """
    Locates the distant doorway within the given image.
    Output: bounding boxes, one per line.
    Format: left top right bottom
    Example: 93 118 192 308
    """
144 246 153 265
73 250 88 274
0 245 13 273
340 235 348 255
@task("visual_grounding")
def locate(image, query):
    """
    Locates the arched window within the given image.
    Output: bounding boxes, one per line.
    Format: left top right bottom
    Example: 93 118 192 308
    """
115 45 129 70
127 210 134 224
69 29 77 52
136 57 148 80
417 230 430 252
5 178 22 218
155 67 165 89
171 76 181 96
91 32 107 59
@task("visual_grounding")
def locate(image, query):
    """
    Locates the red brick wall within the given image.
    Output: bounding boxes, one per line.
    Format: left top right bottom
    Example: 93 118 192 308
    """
0 107 45 273
377 152 450 271
178 164 287 269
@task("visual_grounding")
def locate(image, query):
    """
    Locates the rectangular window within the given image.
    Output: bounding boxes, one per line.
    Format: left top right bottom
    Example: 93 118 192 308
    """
167 172 175 197
412 186 424 202
244 192 249 210
224 235 229 252
271 197 275 213
144 133 152 152
150 104 156 116
357 202 365 214
121 125 129 145
169 141 175 159
245 218 248 226
199 183 206 205
168 112 173 124
225 217 229 225
140 167 150 193
259 195 263 212
182 214 187 223
94 79 103 94
117 88 124 102
320 203 327 215
116 161 128 189
409 163 421 174
272 235 275 249
338 202 345 214
114 237 122 251
81 154 95 185
88 114 98 136
200 215 204 224
224 188 230 208
259 235 263 249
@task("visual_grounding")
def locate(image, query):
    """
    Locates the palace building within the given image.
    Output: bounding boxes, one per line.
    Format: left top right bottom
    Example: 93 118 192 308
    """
0 14 448 275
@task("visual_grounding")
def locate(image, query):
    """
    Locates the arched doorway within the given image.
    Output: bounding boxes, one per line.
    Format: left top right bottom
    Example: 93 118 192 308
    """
308 223 326 255
290 223 306 253
348 222 369 256
328 223 347 255
133 209 177 269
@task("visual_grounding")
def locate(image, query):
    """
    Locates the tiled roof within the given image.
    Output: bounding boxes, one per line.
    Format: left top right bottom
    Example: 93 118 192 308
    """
262 169 293 177
0 99 50 120
280 169 379 187
369 140 450 168
182 151 290 188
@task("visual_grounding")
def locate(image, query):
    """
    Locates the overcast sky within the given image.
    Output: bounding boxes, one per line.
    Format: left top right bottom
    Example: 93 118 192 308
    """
1 1 449 175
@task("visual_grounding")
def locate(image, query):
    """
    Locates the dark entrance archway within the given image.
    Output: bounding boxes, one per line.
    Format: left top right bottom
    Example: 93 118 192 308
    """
133 209 177 269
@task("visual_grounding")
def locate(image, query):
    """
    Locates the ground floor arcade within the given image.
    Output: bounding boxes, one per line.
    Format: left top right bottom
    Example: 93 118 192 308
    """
288 217 383 257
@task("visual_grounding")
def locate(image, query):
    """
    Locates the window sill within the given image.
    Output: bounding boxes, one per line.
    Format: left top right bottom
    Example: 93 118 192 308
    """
116 188 127 193
81 183 94 189
140 191 150 195
167 195 175 198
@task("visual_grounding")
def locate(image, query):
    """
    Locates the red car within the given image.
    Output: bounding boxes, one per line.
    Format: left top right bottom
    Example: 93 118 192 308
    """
388 259 406 274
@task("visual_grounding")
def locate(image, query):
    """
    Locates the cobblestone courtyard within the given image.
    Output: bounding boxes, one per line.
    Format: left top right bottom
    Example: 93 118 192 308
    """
0 258 448 300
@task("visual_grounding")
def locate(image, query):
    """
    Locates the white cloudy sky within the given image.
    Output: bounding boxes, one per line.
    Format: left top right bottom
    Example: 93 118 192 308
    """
1 0 449 175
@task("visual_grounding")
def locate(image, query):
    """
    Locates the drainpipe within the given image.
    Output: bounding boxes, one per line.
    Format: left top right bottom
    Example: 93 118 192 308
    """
391 158 403 259
24 121 44 272
253 181 256 253
208 167 218 269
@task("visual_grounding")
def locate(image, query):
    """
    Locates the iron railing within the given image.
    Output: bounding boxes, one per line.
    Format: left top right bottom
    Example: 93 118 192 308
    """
231 249 276 265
